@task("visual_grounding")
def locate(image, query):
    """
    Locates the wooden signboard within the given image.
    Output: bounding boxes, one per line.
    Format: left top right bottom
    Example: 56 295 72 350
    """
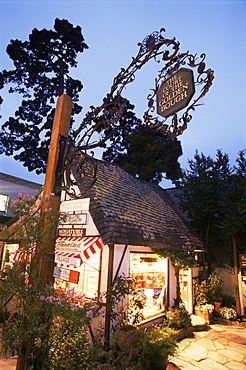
54 254 82 270
240 254 246 268
69 270 80 284
57 228 86 237
53 266 80 284
55 237 83 254
60 198 90 212
156 68 195 118
60 213 87 226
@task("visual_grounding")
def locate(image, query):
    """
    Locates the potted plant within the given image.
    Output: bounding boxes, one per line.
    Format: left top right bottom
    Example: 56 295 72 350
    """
194 303 214 324
194 271 224 321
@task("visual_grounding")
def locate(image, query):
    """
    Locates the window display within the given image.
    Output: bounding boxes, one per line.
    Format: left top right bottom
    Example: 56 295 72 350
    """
55 249 101 298
1 243 20 270
130 252 166 318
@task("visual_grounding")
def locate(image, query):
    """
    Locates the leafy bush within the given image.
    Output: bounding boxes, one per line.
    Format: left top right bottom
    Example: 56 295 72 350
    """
0 193 104 369
106 327 177 370
221 294 236 309
163 306 191 329
194 272 223 305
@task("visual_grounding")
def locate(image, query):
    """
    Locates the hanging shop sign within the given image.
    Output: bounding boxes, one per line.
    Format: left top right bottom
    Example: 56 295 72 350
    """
60 213 87 226
57 228 86 238
55 237 83 254
54 252 82 270
156 68 195 118
60 198 90 212
240 254 246 269
53 266 80 284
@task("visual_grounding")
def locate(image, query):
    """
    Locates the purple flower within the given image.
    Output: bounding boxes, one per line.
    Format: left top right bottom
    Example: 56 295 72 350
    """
70 303 79 310
97 308 105 315
86 310 93 318
46 296 55 303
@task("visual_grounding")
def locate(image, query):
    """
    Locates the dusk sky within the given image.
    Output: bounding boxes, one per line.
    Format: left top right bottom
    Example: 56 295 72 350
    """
0 0 245 188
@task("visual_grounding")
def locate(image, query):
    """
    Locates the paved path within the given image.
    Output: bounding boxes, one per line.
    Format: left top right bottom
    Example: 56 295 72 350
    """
169 324 246 370
0 355 17 369
1 324 246 369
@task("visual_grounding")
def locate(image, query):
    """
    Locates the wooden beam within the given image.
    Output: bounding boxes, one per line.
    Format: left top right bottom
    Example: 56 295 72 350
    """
104 243 114 347
36 94 72 284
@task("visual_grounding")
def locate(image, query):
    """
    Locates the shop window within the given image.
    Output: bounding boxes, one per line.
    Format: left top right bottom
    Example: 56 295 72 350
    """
1 243 20 270
0 194 9 213
129 252 166 318
55 248 101 299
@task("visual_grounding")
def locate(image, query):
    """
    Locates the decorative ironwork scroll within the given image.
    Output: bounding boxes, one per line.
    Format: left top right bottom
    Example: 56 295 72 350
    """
63 28 214 197
143 31 214 138
62 142 97 199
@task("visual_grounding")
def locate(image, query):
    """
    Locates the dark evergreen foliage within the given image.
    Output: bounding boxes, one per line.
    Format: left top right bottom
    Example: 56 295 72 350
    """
102 100 183 184
1 19 183 183
0 18 88 174
175 149 246 267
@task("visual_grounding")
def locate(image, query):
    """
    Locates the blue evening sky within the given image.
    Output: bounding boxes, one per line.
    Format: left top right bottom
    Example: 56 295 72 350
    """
0 0 245 188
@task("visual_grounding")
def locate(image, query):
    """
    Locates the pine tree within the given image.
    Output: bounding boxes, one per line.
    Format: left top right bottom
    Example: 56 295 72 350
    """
0 18 88 173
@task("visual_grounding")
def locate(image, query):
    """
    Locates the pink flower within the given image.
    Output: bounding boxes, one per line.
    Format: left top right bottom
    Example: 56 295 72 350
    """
86 310 93 318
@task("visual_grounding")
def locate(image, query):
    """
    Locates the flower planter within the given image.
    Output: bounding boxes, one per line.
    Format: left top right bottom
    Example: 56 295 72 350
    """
171 326 193 341
213 302 221 313
195 308 213 324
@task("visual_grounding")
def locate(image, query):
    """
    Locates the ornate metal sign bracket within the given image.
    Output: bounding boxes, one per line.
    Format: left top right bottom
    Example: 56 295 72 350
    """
62 28 214 198
143 30 214 138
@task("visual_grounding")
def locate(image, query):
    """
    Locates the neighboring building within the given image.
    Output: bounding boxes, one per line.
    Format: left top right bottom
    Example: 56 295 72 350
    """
0 172 42 271
0 172 42 223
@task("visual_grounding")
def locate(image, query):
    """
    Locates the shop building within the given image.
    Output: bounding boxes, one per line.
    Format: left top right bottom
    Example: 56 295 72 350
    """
0 161 204 320
55 156 204 319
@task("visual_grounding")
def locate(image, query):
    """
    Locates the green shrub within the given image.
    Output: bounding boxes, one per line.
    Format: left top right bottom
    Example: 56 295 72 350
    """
163 306 192 329
221 294 236 309
194 272 223 305
106 327 177 370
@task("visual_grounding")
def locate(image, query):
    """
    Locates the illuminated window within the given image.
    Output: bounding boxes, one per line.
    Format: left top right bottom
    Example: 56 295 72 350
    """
55 248 101 299
129 252 166 318
77 251 101 297
1 243 20 270
0 194 9 212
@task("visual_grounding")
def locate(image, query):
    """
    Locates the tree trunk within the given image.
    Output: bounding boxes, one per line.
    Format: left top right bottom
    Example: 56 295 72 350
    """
16 344 30 370
233 237 241 315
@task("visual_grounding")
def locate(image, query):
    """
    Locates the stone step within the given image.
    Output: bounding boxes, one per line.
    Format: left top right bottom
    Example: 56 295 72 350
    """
191 314 207 331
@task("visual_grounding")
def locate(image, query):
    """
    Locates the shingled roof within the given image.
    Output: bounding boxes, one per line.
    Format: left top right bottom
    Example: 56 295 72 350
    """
73 156 204 251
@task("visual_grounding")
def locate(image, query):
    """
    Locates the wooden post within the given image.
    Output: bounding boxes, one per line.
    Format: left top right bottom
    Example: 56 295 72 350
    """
36 94 72 284
104 243 114 348
233 237 241 315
